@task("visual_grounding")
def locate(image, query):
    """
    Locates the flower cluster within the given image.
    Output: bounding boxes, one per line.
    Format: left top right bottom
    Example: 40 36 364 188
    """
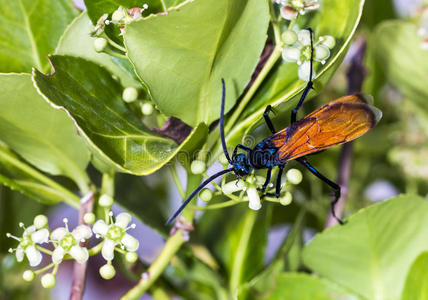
91 4 149 37
281 29 336 81
6 198 140 288
221 168 303 211
273 0 319 20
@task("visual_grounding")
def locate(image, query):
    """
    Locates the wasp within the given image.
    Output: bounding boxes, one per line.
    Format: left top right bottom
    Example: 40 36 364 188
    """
166 29 381 226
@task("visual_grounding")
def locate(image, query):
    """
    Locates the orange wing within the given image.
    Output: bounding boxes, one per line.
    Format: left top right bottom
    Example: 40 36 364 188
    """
271 94 382 162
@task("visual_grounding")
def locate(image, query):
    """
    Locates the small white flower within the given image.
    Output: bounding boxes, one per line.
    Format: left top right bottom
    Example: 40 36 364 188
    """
7 223 49 267
93 212 139 262
281 29 335 81
50 218 92 264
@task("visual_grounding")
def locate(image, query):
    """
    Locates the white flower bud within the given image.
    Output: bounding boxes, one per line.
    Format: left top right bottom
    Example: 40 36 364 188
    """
83 213 96 225
93 37 108 53
314 45 330 63
199 188 212 202
122 87 138 103
125 252 139 263
22 270 35 282
99 194 114 207
298 61 315 82
297 29 312 46
100 264 116 280
112 7 126 22
141 102 154 115
33 215 48 229
320 35 336 49
282 47 300 62
190 160 206 174
280 6 298 20
247 187 262 210
286 168 303 185
41 273 56 289
222 180 246 194
279 191 293 206
281 30 298 45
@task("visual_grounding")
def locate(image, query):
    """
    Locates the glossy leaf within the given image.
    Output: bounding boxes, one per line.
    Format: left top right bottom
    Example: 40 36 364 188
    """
0 74 90 192
375 21 428 108
0 0 77 72
401 251 428 300
224 0 365 150
33 56 208 175
248 273 361 300
303 195 428 300
0 143 64 205
56 12 140 88
125 0 270 126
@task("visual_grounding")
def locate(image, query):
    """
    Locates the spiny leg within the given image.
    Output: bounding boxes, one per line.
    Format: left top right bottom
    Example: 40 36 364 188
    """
291 28 315 124
259 167 272 193
263 105 276 134
263 165 284 198
297 157 344 225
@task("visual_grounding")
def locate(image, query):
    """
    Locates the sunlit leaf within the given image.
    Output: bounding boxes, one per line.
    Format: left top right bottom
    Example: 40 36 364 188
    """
401 251 428 300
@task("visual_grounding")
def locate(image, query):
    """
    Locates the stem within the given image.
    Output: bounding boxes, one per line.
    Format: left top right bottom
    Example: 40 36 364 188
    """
224 45 282 134
101 172 115 197
325 38 367 228
120 230 188 300
36 245 53 255
106 37 127 53
88 241 104 256
170 164 185 199
34 263 55 275
70 192 95 300
193 199 244 210
229 210 258 296
0 149 80 208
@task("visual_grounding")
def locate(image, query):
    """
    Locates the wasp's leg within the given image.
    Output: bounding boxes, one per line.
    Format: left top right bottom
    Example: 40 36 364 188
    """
232 144 252 158
258 167 272 193
263 165 284 198
264 105 276 134
297 157 344 225
291 28 315 124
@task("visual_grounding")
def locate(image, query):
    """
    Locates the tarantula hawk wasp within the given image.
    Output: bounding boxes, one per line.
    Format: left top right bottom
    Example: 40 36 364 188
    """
166 28 382 226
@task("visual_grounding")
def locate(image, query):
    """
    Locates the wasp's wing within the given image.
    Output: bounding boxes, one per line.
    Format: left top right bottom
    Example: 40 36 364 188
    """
271 94 382 162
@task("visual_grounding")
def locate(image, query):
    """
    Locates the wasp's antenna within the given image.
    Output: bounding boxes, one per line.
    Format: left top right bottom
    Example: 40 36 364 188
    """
166 168 234 225
220 79 232 164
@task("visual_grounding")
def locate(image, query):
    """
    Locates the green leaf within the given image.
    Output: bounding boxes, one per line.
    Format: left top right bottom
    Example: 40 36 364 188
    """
248 273 362 300
56 12 140 88
124 0 270 126
375 21 428 108
198 204 271 292
401 251 428 300
84 0 165 25
302 195 428 300
33 55 208 175
0 144 63 205
0 74 90 192
224 0 365 149
0 0 77 73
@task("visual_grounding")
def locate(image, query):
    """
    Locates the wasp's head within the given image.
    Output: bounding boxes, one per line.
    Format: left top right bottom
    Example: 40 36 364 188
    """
232 153 251 177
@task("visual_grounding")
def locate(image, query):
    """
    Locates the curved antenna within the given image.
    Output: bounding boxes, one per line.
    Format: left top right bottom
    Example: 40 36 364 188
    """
166 168 234 225
220 79 232 164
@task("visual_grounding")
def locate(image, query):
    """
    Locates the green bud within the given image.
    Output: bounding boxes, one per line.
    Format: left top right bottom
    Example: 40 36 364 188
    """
41 273 56 289
99 194 114 208
141 102 154 115
122 87 138 103
190 160 206 174
279 191 292 206
23 270 35 282
93 37 108 53
281 30 298 45
286 169 303 185
315 45 330 62
100 264 116 280
125 252 139 264
199 188 212 202
218 153 229 166
33 215 48 229
83 213 96 225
